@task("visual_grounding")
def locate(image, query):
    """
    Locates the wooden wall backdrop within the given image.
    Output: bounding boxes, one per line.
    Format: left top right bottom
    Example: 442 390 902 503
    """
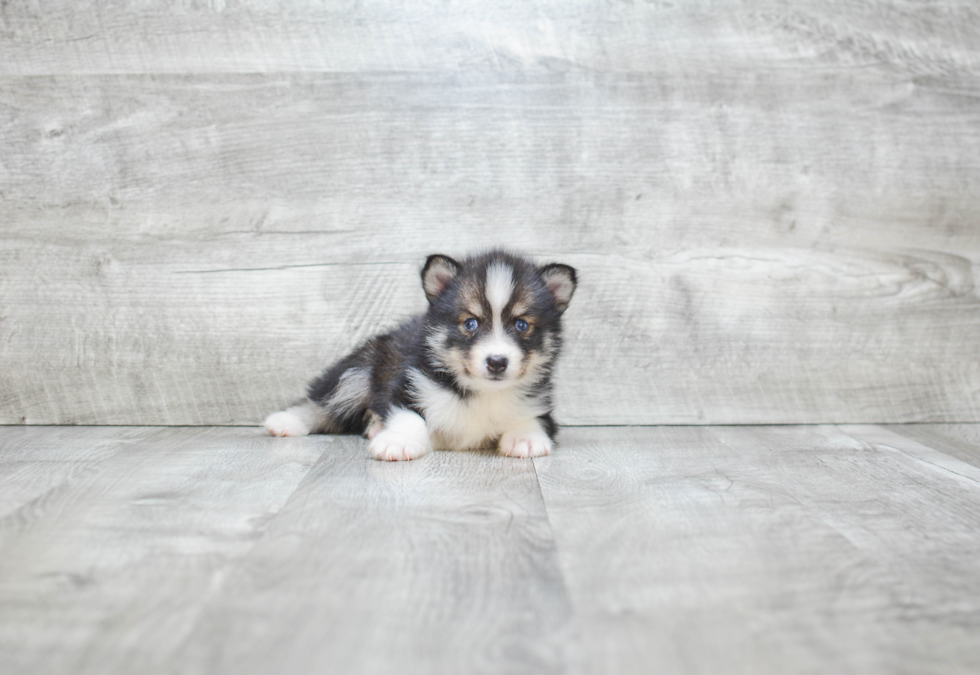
1 1 979 426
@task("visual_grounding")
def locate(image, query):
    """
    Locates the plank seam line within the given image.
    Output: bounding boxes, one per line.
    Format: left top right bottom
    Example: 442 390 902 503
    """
838 425 980 487
529 455 580 624
172 261 409 274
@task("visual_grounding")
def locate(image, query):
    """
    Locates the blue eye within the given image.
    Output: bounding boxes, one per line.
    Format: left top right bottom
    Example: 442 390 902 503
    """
464 318 479 331
515 319 529 332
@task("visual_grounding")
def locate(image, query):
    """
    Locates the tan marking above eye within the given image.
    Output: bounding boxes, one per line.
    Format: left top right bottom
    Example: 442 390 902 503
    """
461 283 482 307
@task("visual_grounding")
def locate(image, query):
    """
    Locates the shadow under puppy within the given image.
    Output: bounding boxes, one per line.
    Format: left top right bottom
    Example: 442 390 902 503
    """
264 249 577 461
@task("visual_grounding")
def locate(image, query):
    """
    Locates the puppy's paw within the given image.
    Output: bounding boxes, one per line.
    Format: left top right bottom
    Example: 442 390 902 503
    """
263 411 311 437
498 429 553 458
369 430 430 461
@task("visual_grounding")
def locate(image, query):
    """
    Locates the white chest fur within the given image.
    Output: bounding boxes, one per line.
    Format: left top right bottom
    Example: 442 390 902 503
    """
408 369 548 450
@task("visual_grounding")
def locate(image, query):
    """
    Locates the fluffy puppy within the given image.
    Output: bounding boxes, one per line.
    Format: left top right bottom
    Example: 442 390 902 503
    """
264 249 577 461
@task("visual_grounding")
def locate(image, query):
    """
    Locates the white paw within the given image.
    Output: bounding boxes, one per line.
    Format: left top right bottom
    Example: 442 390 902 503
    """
498 430 553 458
263 411 310 437
369 429 430 462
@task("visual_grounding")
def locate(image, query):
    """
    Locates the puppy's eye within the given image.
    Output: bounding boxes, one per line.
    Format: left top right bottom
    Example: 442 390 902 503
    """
515 319 529 332
463 318 479 331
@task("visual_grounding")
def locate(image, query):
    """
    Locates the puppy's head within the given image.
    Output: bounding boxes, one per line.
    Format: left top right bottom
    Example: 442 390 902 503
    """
421 250 576 392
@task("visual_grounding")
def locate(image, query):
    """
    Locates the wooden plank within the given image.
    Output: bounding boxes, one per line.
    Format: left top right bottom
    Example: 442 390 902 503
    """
0 426 147 518
2 69 979 425
535 426 980 674
3 424 980 673
886 424 980 470
168 436 573 675
2 1 979 76
844 424 980 484
0 427 325 675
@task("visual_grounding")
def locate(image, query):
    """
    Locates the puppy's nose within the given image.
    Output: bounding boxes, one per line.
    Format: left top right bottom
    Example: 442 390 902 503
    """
486 355 508 374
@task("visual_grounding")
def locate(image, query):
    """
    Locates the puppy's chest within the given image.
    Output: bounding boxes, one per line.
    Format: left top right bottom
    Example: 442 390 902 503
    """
412 380 547 450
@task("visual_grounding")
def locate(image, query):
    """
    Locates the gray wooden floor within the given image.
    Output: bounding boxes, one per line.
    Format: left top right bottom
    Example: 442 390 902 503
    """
1 425 979 674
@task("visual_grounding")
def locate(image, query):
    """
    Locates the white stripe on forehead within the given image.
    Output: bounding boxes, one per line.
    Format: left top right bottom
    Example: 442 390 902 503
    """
484 262 514 320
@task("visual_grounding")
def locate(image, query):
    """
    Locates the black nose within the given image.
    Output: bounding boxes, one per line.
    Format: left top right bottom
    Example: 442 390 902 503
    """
486 356 508 374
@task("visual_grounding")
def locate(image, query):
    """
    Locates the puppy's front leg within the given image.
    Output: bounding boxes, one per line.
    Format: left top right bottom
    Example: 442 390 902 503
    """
498 417 553 458
369 408 432 461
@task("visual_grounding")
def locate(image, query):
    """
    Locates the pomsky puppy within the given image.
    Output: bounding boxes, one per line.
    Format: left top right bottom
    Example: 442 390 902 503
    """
263 249 577 461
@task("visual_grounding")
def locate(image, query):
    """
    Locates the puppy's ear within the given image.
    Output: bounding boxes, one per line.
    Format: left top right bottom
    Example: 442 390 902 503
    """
421 254 461 304
538 263 577 313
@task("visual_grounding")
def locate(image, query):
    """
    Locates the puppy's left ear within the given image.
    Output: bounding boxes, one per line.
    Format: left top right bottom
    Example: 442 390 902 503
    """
421 254 461 304
538 263 577 313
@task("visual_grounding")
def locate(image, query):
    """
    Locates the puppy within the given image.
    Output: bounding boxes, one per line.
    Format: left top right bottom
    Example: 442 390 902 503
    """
263 249 577 461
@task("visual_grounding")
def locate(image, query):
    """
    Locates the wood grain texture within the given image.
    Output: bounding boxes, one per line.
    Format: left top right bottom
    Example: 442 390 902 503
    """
2 2 980 425
0 426 145 518
2 1 979 76
171 436 572 675
886 424 980 470
4 425 980 674
535 425 980 674
0 427 325 675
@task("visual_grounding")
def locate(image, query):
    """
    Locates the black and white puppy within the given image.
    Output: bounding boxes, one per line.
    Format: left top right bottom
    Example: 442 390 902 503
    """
263 249 577 461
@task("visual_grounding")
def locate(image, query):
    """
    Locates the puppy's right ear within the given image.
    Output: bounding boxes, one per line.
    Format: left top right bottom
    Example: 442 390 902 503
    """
421 254 461 304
